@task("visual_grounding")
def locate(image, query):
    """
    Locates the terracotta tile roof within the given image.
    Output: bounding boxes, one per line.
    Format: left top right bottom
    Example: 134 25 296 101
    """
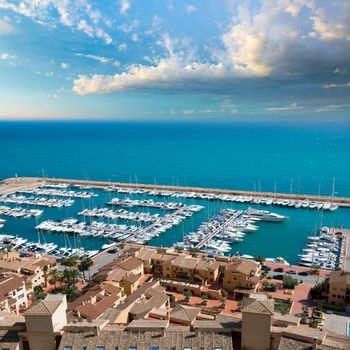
328 270 350 285
116 257 143 272
170 304 201 323
25 295 64 316
58 326 234 350
122 273 140 284
136 248 157 261
72 284 121 320
240 297 274 315
0 274 25 299
278 337 313 350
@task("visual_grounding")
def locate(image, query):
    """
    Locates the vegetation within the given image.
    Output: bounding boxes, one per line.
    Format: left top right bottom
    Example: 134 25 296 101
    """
169 295 176 304
310 264 320 275
183 290 192 300
255 256 265 264
309 283 325 300
274 298 292 315
315 303 346 313
262 281 277 292
282 275 298 289
174 246 184 253
309 319 319 329
78 257 93 286
33 285 47 300
300 305 309 324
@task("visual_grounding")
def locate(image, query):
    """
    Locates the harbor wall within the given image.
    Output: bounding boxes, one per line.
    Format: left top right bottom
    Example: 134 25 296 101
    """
1 176 350 207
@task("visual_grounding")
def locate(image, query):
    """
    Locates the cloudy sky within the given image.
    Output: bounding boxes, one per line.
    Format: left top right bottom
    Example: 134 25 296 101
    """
0 0 350 119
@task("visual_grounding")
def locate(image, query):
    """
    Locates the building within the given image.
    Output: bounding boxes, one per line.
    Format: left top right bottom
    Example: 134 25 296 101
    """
24 294 68 350
223 259 261 296
0 273 29 314
327 269 350 305
0 252 52 290
68 283 124 320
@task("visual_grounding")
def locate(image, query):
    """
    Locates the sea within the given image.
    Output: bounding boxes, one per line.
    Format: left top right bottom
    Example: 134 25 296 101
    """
0 120 349 264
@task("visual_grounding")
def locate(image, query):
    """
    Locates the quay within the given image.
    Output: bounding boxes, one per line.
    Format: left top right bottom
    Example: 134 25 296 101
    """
195 210 243 249
1 176 350 207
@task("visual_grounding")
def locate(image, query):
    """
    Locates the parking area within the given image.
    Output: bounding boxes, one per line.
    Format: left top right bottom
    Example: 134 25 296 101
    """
263 262 330 285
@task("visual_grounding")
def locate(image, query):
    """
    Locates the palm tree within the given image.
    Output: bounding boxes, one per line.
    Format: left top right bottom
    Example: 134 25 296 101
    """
33 285 47 300
61 256 78 270
82 257 93 286
48 268 61 289
64 285 80 302
63 268 80 286
43 265 49 287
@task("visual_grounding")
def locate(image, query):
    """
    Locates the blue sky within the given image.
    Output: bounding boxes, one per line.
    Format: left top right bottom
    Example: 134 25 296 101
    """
0 0 350 120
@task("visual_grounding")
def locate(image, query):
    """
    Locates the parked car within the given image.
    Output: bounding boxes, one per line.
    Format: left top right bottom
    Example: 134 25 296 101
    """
286 269 297 275
261 265 271 271
274 267 284 273
298 271 309 276
273 274 284 280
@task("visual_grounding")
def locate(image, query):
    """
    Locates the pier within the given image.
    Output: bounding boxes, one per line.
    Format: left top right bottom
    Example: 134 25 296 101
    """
195 210 243 249
1 176 349 207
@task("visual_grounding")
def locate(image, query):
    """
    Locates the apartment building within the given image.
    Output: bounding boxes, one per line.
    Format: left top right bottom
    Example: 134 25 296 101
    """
0 273 29 314
327 269 350 305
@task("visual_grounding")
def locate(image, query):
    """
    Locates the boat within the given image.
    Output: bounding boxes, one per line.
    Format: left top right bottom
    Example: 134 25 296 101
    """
245 208 287 222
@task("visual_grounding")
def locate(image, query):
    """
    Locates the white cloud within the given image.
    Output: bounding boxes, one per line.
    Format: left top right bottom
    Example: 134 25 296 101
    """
119 0 131 15
118 43 127 52
0 18 14 35
324 81 350 89
45 71 54 77
182 109 195 115
265 103 304 111
60 62 69 69
185 5 196 14
315 104 350 112
74 53 120 66
72 1 350 95
0 53 14 60
131 33 139 42
0 0 113 44
117 20 139 33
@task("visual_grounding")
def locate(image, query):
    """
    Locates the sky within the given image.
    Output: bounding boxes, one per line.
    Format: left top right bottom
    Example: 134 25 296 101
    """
0 0 350 120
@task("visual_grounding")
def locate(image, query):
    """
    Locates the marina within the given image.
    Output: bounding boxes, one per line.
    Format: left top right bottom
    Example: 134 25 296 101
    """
0 177 349 264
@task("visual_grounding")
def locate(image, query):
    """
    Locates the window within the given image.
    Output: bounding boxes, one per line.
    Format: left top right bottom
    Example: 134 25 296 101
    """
214 348 223 350
151 348 159 350
97 347 105 350
128 347 137 350
115 347 119 350
83 347 87 350
64 347 72 350
184 348 192 350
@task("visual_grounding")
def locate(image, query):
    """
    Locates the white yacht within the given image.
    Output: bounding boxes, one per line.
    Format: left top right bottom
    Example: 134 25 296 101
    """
245 208 287 222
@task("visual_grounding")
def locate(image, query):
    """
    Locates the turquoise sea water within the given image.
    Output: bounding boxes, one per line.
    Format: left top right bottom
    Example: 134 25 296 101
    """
0 120 349 263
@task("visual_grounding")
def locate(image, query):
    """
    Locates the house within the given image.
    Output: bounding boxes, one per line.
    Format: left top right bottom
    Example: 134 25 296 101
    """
68 283 123 320
223 259 261 295
0 273 29 314
327 269 350 305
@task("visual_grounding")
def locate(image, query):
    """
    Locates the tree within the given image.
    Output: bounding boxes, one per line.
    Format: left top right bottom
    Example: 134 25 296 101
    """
283 275 299 289
63 268 80 286
43 265 49 287
189 247 200 256
78 257 93 286
309 283 325 300
301 305 309 324
169 295 176 304
33 285 47 300
310 264 320 275
61 256 78 270
183 290 192 300
48 268 62 289
175 246 184 253
263 281 277 292
255 256 265 264
64 285 80 302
